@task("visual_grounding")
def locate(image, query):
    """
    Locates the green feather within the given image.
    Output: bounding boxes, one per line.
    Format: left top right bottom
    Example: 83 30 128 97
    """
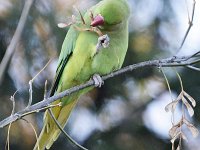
34 0 130 149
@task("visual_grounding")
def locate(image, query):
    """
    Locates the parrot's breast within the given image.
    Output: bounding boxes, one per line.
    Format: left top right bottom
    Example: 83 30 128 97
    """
61 24 128 85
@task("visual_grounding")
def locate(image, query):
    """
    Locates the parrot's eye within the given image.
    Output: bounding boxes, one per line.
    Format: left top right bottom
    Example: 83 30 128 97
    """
90 14 105 27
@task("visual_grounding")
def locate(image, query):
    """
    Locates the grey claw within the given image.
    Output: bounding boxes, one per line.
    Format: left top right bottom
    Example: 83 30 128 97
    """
96 34 110 54
92 74 104 87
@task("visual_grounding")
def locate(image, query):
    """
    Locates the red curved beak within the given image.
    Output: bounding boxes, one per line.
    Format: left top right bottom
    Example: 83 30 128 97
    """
90 14 104 27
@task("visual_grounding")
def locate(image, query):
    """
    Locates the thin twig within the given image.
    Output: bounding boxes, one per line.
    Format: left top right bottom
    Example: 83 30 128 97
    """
5 90 18 150
23 103 62 118
184 50 200 60
26 59 52 108
176 71 184 91
31 59 52 82
0 54 200 128
0 0 35 84
186 65 200 71
178 0 196 51
10 90 18 115
28 80 33 108
161 69 175 125
44 80 48 100
73 6 86 24
5 123 12 150
21 118 40 150
48 109 88 150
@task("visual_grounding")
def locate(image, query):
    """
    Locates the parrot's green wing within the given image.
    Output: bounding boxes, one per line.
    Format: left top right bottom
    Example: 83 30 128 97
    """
50 26 79 96
33 26 80 150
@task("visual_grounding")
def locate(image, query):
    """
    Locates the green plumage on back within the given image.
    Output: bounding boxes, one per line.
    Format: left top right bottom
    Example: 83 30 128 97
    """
34 0 130 149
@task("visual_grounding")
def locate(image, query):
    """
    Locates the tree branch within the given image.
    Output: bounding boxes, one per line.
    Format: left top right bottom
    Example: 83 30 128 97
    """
0 0 35 84
0 53 200 128
178 0 196 51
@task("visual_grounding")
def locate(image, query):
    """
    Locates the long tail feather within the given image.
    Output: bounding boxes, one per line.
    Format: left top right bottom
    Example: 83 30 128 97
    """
33 99 78 150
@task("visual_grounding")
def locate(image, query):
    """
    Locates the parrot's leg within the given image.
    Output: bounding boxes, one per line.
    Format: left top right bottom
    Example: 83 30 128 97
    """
96 34 110 54
92 74 104 87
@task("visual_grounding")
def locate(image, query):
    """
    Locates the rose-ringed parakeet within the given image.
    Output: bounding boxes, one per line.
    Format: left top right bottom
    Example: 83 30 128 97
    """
34 0 130 149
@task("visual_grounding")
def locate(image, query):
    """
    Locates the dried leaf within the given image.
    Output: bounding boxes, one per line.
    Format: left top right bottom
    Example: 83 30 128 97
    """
183 118 199 138
183 91 196 107
165 100 179 112
176 145 180 150
182 96 194 117
166 92 183 112
169 124 180 138
171 132 181 143
180 132 188 142
176 92 183 101
189 125 199 138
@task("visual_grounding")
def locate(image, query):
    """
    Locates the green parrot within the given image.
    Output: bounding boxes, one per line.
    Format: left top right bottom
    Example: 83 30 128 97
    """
34 0 130 149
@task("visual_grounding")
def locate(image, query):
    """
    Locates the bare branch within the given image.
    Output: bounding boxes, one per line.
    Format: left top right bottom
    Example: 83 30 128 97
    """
0 0 35 84
5 90 18 150
44 80 48 100
0 53 200 128
185 50 200 60
186 65 200 71
178 0 196 51
26 59 52 108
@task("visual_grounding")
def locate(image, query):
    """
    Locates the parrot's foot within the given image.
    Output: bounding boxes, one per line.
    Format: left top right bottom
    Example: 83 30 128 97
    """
92 74 104 87
96 34 110 54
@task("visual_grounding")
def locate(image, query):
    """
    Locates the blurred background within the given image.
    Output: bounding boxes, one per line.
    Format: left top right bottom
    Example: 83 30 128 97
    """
0 0 200 149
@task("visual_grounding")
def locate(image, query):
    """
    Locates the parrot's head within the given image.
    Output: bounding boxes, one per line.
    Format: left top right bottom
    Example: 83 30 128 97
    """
90 0 130 30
